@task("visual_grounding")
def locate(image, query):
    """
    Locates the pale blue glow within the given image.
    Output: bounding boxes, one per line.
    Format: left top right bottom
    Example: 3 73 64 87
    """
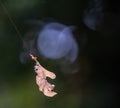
37 22 78 62
83 0 104 30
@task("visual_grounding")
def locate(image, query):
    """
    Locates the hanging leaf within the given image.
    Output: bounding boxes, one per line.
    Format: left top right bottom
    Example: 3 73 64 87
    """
30 54 57 97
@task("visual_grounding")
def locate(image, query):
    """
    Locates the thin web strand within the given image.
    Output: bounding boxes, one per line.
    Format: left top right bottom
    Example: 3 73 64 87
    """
0 1 24 42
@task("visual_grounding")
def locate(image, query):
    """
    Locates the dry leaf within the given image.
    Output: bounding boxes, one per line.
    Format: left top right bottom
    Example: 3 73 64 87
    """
30 54 57 97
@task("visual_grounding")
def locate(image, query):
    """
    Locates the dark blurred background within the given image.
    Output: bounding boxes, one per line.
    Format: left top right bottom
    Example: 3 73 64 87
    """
0 0 120 108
